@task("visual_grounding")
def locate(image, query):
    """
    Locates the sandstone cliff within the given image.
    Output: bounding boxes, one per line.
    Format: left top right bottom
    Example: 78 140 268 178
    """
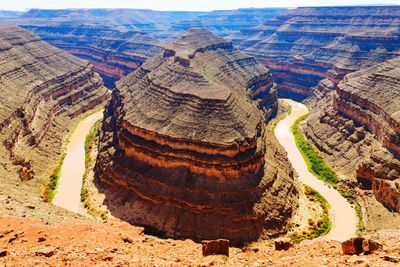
231 6 400 100
305 57 400 212
21 24 163 88
0 25 109 203
95 28 297 244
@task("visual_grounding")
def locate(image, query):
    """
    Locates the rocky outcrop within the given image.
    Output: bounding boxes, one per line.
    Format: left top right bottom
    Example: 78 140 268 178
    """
231 6 400 100
95 28 297 244
305 57 400 212
0 25 108 197
21 24 163 88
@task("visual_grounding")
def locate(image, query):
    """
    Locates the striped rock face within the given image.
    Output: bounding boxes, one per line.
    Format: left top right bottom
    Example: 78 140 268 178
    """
0 25 109 196
95 28 297 244
231 6 400 100
305 57 400 212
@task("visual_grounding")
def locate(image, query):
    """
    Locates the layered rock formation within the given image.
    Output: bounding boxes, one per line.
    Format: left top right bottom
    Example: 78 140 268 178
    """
0 25 108 196
21 24 163 87
0 8 287 88
168 8 288 37
231 6 400 100
95 28 297 244
305 57 400 212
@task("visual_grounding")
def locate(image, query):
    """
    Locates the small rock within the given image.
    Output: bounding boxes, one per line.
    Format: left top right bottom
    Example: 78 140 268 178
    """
26 205 35 209
241 247 259 253
362 239 382 254
35 247 55 257
274 237 293 251
0 250 10 257
342 237 364 255
122 236 133 244
349 257 369 265
201 239 229 257
38 237 46 242
102 255 113 261
382 255 400 263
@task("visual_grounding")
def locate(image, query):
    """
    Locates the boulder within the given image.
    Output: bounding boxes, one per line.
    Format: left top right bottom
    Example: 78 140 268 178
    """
274 237 293 251
362 239 382 255
342 238 364 255
202 239 229 257
342 237 381 255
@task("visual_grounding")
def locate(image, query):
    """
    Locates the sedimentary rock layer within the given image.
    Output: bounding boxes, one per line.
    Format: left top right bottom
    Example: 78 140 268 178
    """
0 25 109 196
21 24 163 88
305 57 400 212
231 6 400 99
168 8 288 37
95 28 297 244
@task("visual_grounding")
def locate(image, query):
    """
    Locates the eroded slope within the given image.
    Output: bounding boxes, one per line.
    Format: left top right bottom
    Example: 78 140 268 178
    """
305 57 400 214
0 25 109 209
95 28 297 244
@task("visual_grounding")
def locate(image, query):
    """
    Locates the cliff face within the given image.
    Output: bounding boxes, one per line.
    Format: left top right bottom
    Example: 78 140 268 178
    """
305 57 400 212
231 6 400 100
95 28 297 244
21 24 163 88
0 8 287 88
0 25 109 197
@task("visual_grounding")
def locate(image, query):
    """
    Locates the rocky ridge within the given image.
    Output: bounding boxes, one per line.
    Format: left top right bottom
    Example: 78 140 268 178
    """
94 28 297 244
0 8 288 88
231 6 400 100
19 24 163 88
305 57 400 213
0 25 108 204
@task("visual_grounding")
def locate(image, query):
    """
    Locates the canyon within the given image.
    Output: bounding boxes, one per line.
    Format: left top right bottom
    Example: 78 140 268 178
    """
306 57 400 214
0 8 287 88
0 25 108 219
0 4 400 266
94 28 298 244
231 6 400 100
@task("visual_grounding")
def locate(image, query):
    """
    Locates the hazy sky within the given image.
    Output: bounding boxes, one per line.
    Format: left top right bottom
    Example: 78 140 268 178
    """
1 0 398 11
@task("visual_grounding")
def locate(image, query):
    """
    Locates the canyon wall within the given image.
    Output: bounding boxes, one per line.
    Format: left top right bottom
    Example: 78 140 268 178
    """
95 29 297 244
0 25 109 199
231 6 400 100
305 57 400 212
21 24 163 88
0 8 287 88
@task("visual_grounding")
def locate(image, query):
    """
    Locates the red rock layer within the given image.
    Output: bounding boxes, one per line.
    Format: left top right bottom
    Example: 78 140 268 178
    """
0 25 109 191
305 58 400 212
95 29 297 244
230 6 400 100
20 25 163 88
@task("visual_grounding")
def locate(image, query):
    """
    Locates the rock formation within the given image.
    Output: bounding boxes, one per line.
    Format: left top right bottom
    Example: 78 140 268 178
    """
21 24 163 88
95 28 297 244
168 8 288 37
231 6 400 100
0 25 108 198
0 8 287 88
305 57 400 212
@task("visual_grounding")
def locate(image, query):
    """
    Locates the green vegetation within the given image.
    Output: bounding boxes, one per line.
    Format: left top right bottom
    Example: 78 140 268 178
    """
291 114 339 187
44 153 66 203
291 113 364 234
81 119 102 207
290 185 332 243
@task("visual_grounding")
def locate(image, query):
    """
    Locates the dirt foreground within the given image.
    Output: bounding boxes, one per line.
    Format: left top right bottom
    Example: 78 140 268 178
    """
1 216 400 266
